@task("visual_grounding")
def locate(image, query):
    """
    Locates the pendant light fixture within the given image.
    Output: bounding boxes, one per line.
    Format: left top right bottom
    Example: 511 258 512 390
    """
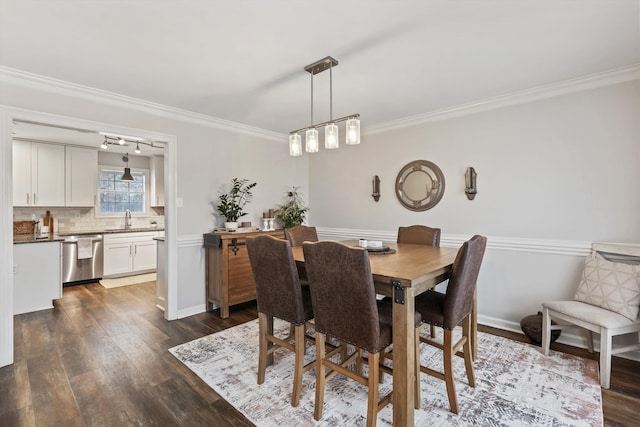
121 153 134 182
288 56 360 156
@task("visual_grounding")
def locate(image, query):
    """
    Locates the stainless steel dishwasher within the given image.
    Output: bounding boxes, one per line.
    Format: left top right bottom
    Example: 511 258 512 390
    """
62 235 104 285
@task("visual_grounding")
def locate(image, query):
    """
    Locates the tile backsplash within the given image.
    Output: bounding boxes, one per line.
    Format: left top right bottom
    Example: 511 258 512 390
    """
13 207 165 233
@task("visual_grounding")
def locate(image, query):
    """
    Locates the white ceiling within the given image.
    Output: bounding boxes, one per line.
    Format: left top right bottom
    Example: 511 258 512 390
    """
1 0 639 139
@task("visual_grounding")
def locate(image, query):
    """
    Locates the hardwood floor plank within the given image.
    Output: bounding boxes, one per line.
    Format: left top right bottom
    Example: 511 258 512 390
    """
0 405 36 427
110 332 172 387
27 353 82 425
0 360 31 415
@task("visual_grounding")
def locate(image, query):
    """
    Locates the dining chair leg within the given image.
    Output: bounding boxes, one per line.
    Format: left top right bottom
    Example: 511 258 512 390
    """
414 327 421 409
462 315 476 387
430 324 436 338
257 312 269 384
314 332 327 421
443 329 459 414
599 328 612 389
291 323 305 407
367 351 380 427
542 307 551 356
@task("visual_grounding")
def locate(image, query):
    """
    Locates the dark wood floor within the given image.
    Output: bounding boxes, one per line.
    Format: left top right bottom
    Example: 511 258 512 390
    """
1 282 638 426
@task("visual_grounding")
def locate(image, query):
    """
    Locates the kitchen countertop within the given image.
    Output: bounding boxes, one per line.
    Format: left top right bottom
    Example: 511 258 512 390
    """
56 227 164 236
13 234 64 244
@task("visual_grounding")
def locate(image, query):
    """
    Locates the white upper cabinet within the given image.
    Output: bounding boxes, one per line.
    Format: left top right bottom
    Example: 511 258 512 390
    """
149 155 164 207
12 140 32 206
13 141 65 207
65 146 98 207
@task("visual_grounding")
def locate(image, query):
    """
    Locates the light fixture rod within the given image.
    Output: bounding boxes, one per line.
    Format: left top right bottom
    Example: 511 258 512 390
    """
310 69 314 126
329 61 333 121
289 114 360 135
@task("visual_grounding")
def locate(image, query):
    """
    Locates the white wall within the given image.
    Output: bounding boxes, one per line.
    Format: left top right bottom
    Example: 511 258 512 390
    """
308 79 640 352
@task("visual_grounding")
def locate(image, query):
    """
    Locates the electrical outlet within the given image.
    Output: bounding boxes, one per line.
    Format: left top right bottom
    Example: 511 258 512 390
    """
13 265 18 274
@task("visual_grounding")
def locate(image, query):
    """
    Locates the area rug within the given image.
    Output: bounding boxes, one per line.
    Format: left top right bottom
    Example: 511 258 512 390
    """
169 319 603 427
99 272 156 288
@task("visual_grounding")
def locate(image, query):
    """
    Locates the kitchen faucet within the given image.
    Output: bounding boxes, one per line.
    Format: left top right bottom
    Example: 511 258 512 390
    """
125 210 132 229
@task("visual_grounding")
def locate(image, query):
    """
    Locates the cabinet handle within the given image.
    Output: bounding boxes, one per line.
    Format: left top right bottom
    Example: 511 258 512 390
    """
27 193 29 204
130 245 132 255
34 194 37 205
134 244 137 255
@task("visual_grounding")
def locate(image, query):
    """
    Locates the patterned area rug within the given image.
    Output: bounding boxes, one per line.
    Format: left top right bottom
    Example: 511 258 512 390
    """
169 319 603 427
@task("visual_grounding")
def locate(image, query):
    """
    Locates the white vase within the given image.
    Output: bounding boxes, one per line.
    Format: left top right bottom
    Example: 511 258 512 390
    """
225 221 239 230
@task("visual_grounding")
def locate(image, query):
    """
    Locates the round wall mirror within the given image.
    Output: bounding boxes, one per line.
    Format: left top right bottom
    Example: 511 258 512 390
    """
395 160 445 211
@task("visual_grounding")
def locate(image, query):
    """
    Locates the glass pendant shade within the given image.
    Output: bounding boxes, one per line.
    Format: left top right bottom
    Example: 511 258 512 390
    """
121 167 134 182
305 128 319 153
345 118 360 145
289 133 302 156
325 123 339 149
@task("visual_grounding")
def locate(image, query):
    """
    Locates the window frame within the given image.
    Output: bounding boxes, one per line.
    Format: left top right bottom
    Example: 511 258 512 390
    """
96 165 150 218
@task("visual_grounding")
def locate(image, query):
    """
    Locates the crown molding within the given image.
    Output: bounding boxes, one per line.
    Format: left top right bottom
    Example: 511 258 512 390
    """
3 63 639 141
0 66 284 142
364 63 640 135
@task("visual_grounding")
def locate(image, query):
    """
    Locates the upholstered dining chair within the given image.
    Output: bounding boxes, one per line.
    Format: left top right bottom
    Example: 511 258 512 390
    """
397 225 441 247
284 225 318 284
302 240 422 427
542 242 640 389
397 225 442 337
284 225 318 246
414 234 487 414
246 235 315 407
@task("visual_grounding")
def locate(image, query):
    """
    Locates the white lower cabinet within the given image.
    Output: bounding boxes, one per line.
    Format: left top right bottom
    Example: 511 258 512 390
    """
14 241 63 315
103 232 158 277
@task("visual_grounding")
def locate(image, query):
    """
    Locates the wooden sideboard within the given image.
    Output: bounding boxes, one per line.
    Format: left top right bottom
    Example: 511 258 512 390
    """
204 229 284 318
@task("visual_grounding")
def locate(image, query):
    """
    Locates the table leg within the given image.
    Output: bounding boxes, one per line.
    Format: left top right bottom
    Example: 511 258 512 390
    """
392 283 415 427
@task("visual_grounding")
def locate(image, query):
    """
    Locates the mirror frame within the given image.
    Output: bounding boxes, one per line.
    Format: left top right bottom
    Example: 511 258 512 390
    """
395 160 446 211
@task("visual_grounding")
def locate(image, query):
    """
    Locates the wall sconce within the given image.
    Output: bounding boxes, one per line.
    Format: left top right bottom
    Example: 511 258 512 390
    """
372 175 380 202
464 167 477 200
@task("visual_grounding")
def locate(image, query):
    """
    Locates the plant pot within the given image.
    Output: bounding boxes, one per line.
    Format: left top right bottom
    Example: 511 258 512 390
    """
225 221 239 230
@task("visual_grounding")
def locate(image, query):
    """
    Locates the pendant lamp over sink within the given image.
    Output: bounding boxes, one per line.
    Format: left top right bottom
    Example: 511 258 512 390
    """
289 56 360 156
121 153 134 182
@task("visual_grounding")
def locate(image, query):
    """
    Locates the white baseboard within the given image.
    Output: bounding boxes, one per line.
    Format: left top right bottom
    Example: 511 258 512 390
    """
478 314 640 363
177 304 207 319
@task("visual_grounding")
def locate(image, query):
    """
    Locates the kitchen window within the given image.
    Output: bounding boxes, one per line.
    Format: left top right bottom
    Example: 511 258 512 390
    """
98 168 148 215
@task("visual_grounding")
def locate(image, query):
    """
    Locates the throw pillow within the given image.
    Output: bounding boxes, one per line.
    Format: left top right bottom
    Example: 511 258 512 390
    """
574 253 640 321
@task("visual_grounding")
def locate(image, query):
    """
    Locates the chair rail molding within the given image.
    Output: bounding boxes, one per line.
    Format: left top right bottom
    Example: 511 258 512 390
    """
316 227 592 257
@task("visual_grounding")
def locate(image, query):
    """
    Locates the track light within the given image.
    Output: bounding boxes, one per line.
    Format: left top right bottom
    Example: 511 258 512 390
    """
135 143 141 154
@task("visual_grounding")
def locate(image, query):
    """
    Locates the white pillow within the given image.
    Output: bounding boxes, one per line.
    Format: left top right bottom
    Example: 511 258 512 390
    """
574 253 640 321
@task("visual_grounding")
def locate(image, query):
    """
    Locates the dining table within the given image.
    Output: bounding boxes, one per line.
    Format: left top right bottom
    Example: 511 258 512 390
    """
291 240 463 426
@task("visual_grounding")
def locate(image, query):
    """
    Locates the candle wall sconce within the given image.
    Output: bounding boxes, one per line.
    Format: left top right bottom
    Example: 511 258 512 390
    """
372 175 381 202
465 167 477 200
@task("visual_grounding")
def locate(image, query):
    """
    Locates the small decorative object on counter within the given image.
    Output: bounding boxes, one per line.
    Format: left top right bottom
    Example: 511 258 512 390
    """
216 178 257 230
150 220 158 228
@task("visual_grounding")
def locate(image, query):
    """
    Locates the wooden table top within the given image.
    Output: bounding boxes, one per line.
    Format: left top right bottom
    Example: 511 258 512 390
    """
291 240 458 288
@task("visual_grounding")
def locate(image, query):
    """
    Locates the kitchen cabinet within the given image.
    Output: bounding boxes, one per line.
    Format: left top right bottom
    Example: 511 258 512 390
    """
149 155 164 207
13 240 63 314
13 141 65 207
204 229 284 318
65 146 98 206
103 231 159 277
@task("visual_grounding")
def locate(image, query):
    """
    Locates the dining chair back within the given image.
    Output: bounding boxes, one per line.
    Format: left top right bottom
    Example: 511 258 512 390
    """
246 235 314 407
303 240 406 426
284 225 318 246
414 234 487 414
397 225 441 246
542 242 640 389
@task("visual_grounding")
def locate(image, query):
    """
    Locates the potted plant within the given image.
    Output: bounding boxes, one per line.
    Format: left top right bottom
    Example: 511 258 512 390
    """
275 186 309 229
216 178 257 229
149 220 158 228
